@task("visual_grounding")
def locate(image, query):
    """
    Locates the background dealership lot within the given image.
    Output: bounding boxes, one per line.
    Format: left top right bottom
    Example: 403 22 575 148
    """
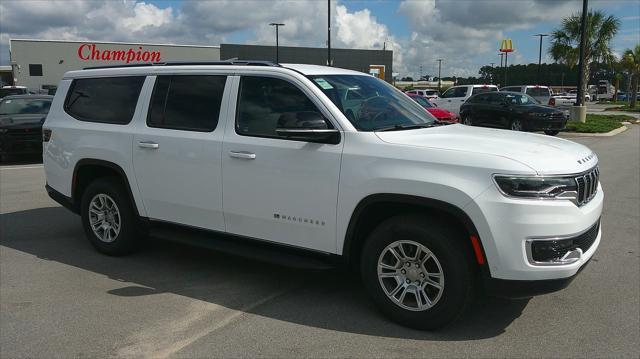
1 127 638 357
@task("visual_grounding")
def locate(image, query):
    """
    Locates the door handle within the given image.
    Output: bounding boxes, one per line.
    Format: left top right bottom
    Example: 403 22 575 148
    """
229 151 256 159
138 141 159 149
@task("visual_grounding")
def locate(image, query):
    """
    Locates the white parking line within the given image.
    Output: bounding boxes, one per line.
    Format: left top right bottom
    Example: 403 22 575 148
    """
0 165 44 170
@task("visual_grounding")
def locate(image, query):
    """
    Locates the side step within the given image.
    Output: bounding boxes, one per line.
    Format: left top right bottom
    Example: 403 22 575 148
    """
148 221 338 270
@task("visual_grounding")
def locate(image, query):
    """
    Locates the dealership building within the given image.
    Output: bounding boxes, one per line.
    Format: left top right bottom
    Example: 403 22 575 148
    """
8 39 393 92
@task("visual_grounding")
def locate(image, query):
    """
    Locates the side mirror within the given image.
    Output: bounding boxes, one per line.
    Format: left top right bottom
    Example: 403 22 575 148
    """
275 111 340 144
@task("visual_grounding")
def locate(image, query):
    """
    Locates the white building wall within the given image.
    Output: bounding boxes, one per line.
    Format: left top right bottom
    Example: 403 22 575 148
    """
10 39 220 91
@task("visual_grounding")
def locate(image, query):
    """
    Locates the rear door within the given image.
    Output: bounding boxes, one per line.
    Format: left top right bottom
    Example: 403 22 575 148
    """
131 74 229 231
221 74 343 253
433 86 467 114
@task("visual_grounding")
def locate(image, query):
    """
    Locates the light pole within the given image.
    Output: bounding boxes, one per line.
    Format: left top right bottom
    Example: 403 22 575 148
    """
437 59 443 91
327 0 331 66
489 62 496 84
533 33 549 84
269 23 284 63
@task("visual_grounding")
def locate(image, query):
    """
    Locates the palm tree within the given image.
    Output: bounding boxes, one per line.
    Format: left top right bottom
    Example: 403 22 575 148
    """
621 44 640 108
549 10 620 102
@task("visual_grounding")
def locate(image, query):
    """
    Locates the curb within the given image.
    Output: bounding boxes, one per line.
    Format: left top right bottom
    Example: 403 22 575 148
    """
560 125 628 137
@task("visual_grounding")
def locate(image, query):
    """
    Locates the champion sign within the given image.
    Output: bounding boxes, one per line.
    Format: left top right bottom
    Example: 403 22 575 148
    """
77 43 161 63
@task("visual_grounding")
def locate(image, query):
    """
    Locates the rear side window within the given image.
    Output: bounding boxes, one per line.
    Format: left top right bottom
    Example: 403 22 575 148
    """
441 87 467 98
64 77 145 124
471 86 497 95
236 76 321 138
525 87 551 97
147 75 226 132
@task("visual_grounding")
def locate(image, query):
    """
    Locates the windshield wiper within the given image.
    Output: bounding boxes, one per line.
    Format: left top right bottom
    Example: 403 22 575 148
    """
375 123 436 132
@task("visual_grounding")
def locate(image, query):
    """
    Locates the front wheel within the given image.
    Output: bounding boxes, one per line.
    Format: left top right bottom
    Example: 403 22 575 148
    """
510 118 524 131
361 215 474 330
544 130 559 136
462 115 473 126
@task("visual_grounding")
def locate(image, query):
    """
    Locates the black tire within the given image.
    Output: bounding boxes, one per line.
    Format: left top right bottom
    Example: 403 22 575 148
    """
462 115 473 126
544 130 559 136
80 177 141 256
509 118 524 131
360 214 474 330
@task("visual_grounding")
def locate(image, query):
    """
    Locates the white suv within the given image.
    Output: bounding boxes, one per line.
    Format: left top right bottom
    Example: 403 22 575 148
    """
431 84 498 115
43 62 603 330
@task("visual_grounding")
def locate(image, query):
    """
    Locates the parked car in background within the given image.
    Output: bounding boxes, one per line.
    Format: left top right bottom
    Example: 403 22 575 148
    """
460 91 567 135
406 93 459 123
0 86 28 99
405 89 439 100
500 85 551 104
567 89 592 103
0 94 53 162
431 84 498 116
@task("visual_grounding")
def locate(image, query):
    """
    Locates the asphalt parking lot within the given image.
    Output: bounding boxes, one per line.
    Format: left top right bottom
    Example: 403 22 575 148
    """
1 127 639 358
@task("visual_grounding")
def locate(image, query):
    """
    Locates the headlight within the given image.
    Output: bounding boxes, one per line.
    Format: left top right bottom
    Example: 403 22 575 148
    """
493 175 577 200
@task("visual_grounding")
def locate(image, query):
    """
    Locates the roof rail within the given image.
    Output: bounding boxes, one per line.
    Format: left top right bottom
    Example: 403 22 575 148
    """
83 60 280 70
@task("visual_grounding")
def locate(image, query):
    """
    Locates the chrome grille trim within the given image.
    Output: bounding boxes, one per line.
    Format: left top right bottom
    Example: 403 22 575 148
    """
575 166 599 206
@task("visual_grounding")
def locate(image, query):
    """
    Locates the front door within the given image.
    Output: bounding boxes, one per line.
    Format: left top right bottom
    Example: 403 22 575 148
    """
132 75 229 231
221 75 343 253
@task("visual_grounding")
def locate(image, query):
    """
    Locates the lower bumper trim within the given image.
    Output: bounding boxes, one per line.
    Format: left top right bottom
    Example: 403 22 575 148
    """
483 259 590 299
45 184 78 214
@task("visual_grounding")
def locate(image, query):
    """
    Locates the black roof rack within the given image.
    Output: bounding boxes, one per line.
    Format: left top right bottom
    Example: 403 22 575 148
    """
83 60 280 70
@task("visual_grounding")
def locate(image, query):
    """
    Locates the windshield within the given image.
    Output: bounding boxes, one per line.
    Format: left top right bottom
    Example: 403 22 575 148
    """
308 75 436 131
0 88 27 98
0 98 51 115
410 95 434 108
503 93 537 105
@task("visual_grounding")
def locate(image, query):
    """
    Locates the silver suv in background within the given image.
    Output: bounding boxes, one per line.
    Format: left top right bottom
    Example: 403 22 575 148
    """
500 85 551 104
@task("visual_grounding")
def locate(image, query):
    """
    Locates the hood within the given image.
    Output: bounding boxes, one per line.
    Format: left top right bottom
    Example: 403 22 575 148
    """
375 124 597 175
426 108 455 118
0 114 46 128
515 104 562 113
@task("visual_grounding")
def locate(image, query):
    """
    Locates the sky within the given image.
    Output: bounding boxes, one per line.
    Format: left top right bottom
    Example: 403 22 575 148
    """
0 0 638 78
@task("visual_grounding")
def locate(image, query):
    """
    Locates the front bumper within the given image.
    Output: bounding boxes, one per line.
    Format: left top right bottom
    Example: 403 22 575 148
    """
483 258 590 298
465 181 603 282
526 119 568 131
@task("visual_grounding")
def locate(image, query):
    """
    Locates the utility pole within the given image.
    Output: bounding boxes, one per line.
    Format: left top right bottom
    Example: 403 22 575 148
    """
437 59 443 91
489 62 496 84
419 65 422 80
576 0 588 107
534 33 549 84
327 0 331 66
269 23 285 63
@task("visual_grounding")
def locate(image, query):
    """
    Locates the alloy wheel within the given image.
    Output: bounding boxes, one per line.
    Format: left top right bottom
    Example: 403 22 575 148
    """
377 240 445 311
88 193 121 243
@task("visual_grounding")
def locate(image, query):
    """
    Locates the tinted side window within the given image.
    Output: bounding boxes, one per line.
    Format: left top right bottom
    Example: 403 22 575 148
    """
65 77 145 124
488 93 504 105
147 75 226 132
454 87 469 97
236 76 321 138
441 88 456 98
471 86 496 95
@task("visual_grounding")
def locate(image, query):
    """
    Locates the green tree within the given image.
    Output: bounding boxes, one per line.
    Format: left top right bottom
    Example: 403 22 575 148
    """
621 44 640 108
549 10 620 102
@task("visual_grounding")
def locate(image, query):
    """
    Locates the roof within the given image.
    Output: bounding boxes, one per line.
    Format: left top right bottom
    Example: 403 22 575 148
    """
281 64 367 76
64 63 370 79
1 94 53 100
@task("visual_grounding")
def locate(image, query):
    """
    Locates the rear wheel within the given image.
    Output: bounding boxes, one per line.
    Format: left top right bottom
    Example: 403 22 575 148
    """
80 177 141 256
361 214 474 330
544 130 559 136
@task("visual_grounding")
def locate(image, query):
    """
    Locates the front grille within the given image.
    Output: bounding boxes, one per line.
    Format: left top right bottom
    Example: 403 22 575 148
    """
547 113 566 120
575 166 599 206
531 220 600 262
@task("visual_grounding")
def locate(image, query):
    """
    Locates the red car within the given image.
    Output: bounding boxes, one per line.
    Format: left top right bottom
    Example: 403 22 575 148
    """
406 93 459 123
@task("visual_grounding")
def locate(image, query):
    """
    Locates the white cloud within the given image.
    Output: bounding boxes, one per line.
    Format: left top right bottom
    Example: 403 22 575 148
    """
0 0 605 78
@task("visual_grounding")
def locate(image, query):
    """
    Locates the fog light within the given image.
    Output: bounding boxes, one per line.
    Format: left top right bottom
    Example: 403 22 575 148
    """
531 239 574 262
